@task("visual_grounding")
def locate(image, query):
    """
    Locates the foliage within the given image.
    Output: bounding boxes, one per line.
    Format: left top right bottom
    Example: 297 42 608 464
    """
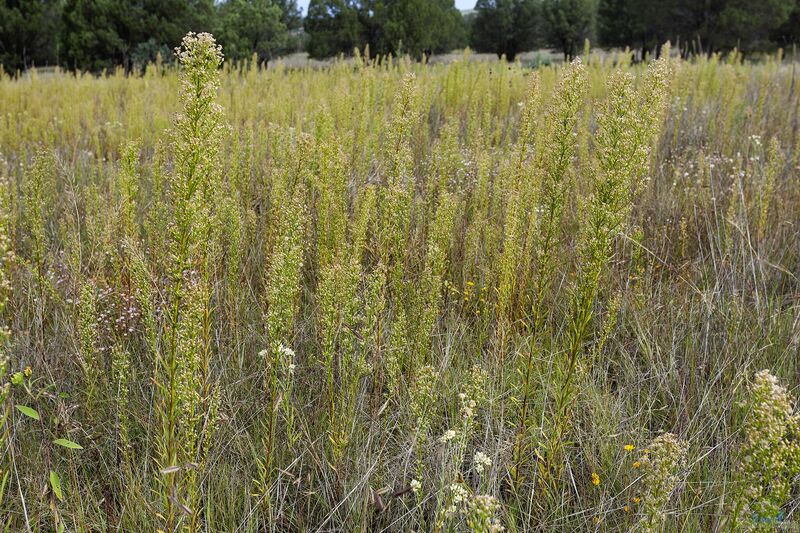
712 0 795 53
305 0 364 59
215 0 288 63
60 0 216 71
376 0 467 57
0 0 62 71
469 0 538 61
597 0 799 57
542 0 597 60
306 0 466 59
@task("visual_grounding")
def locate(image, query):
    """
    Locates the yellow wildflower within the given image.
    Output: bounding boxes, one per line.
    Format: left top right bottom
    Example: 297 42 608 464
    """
633 461 641 468
591 472 600 486
624 444 635 452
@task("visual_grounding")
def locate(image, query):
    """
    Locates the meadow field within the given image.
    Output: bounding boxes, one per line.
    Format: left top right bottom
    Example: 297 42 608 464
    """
0 34 799 531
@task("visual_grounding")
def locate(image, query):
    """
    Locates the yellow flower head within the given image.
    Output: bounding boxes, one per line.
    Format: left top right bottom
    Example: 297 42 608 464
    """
623 505 631 513
23 366 32 377
633 461 641 468
624 444 635 452
632 497 641 504
591 472 600 486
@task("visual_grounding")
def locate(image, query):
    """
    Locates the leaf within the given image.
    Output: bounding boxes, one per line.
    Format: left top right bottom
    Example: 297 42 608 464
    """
15 405 40 420
49 470 63 501
53 438 83 450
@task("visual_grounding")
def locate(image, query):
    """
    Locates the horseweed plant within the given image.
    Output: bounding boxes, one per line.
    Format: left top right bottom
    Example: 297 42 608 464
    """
510 57 587 489
543 49 673 498
637 432 688 531
155 32 224 531
730 370 800 530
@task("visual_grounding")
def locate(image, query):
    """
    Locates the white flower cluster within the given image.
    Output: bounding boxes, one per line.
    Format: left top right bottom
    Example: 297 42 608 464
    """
279 344 296 375
439 429 457 443
259 344 297 377
459 391 477 421
474 451 492 474
445 483 469 517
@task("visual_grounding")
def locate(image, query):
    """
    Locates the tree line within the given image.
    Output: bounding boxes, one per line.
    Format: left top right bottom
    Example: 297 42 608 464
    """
2 0 799 72
0 0 303 71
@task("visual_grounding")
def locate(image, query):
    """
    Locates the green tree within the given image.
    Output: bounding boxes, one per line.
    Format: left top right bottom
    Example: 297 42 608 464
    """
306 0 465 60
470 0 538 62
598 0 796 58
305 0 365 59
0 0 62 71
275 0 302 30
772 0 800 48
712 0 794 53
61 0 215 72
274 0 305 54
216 0 288 63
597 0 675 57
598 0 643 49
542 0 597 60
145 0 216 40
61 0 128 71
130 0 215 66
376 0 466 57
